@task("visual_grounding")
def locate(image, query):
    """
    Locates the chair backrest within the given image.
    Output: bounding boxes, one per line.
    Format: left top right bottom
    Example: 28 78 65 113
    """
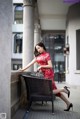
22 75 53 96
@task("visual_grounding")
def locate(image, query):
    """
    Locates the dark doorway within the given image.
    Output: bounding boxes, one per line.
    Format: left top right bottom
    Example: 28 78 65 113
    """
42 31 65 82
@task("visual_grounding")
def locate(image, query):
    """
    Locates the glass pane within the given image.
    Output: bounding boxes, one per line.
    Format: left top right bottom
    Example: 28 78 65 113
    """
14 5 23 24
14 33 23 53
76 29 80 70
42 32 65 82
13 64 22 70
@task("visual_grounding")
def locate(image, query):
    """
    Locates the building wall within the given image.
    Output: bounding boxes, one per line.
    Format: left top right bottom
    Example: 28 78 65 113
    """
40 16 66 30
37 0 71 30
66 3 80 85
13 0 23 4
0 0 12 119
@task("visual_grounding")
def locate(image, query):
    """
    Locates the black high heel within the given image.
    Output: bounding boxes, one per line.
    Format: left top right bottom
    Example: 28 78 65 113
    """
64 86 70 98
64 103 73 111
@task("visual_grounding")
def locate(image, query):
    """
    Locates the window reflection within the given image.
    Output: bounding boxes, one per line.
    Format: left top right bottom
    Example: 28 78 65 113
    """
76 29 80 70
13 64 22 70
42 33 65 82
14 33 23 53
14 4 23 24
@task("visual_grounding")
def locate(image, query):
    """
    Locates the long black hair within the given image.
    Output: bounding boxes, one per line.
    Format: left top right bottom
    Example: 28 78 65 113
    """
34 42 46 57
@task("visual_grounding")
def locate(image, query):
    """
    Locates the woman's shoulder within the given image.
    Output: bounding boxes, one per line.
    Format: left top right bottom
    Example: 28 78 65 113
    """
43 52 51 59
45 52 50 56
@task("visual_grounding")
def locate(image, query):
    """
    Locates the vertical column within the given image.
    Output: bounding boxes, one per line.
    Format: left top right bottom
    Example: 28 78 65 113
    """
34 2 41 71
34 1 40 71
34 23 41 71
34 2 41 46
34 23 41 46
23 0 34 71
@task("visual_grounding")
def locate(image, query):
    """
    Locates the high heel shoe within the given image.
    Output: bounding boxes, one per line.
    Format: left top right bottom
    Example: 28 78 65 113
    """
64 103 73 111
64 86 70 98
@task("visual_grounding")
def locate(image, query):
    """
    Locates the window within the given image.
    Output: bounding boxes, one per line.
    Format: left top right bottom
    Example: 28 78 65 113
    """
14 4 23 24
13 64 22 70
42 32 65 81
14 33 23 53
76 29 80 70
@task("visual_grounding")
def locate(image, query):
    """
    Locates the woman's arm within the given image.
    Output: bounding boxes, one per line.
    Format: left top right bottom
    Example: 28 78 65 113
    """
19 58 36 72
37 60 53 71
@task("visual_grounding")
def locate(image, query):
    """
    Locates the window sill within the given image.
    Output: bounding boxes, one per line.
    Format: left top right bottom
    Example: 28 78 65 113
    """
75 70 80 74
64 70 69 74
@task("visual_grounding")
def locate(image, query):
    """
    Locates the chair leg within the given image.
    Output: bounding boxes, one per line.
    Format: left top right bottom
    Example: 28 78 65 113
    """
42 101 47 105
27 100 32 111
41 101 43 105
52 100 54 114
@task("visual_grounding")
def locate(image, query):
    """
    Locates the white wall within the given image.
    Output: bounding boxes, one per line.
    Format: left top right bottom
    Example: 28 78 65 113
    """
12 24 23 32
40 15 66 30
66 3 80 85
13 0 23 4
38 0 72 30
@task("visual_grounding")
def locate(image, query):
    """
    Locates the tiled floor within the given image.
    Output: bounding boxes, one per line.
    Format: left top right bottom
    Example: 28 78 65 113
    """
12 82 80 119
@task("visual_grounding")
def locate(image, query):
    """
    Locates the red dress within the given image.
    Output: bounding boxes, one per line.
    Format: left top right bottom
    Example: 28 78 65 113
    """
36 52 61 97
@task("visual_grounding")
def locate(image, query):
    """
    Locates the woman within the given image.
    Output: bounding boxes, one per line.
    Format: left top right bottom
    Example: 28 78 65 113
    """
19 42 73 111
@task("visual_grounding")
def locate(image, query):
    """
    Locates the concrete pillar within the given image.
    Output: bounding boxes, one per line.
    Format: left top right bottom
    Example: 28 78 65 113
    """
34 23 41 46
34 23 41 71
23 0 34 71
34 2 41 71
0 0 12 119
34 2 41 44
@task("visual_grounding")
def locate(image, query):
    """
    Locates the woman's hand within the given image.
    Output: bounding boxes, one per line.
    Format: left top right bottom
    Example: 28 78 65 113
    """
37 66 42 72
18 68 24 72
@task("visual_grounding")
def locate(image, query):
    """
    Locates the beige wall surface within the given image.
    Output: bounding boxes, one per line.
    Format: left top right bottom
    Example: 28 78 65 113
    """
38 0 72 30
66 3 80 85
0 0 12 119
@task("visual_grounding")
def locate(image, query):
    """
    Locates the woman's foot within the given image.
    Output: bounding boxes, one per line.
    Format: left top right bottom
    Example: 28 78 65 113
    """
64 86 70 98
64 103 73 111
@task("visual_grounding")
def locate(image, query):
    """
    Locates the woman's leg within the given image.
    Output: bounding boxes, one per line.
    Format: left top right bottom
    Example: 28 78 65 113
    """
60 93 70 106
60 93 73 111
53 88 71 107
53 88 68 95
52 81 73 111
53 91 73 111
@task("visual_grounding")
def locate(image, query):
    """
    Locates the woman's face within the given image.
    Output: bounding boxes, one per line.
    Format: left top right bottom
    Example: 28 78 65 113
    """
36 45 44 53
